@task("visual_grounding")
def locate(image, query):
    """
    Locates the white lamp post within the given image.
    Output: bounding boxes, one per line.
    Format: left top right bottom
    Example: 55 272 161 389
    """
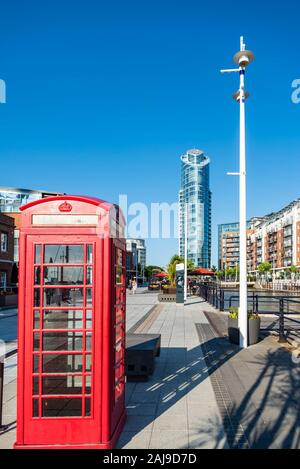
221 37 254 348
184 203 188 301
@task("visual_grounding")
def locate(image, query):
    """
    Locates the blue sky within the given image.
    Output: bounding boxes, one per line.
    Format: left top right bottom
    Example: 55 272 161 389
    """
0 0 299 266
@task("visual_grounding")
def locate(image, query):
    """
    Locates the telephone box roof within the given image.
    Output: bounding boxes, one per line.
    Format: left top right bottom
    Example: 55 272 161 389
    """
19 195 125 224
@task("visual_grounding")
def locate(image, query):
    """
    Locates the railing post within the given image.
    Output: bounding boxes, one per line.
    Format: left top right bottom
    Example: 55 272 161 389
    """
256 295 259 314
0 360 3 429
220 289 225 311
278 298 287 343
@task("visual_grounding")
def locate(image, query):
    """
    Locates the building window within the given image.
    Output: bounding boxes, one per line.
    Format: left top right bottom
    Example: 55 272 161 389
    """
0 271 7 289
1 233 8 252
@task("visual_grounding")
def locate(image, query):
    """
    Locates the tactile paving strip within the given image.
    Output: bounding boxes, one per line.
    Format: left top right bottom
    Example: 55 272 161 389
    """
128 304 163 334
196 322 249 449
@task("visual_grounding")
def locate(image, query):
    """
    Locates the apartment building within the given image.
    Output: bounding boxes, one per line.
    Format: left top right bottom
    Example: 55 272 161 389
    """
218 221 254 271
220 199 300 274
248 199 300 272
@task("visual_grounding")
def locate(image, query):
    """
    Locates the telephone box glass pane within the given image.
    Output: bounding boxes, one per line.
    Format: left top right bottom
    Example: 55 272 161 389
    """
35 245 41 264
85 376 91 394
85 354 92 372
33 333 40 351
34 267 41 285
42 376 83 395
42 354 83 373
42 332 83 351
86 245 93 264
116 266 123 285
33 399 39 417
34 289 40 307
34 310 40 329
44 266 84 285
44 245 84 264
85 398 91 417
116 248 123 266
33 377 39 395
42 398 82 417
44 288 84 307
43 310 83 330
86 332 92 351
86 289 92 306
86 310 92 329
33 355 40 373
86 266 92 285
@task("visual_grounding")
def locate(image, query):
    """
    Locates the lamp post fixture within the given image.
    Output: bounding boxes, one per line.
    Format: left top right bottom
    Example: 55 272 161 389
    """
221 36 254 348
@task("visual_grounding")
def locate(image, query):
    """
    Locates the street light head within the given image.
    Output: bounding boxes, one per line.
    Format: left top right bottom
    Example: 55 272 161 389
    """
233 50 254 67
233 90 250 102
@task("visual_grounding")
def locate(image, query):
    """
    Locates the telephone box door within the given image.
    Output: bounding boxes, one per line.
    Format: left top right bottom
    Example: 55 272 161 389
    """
22 235 102 446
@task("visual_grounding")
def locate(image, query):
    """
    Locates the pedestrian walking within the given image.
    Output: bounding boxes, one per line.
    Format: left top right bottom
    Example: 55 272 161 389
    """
132 278 137 295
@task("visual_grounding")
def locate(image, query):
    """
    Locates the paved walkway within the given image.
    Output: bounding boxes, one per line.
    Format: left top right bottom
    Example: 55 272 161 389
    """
117 296 228 449
126 289 158 331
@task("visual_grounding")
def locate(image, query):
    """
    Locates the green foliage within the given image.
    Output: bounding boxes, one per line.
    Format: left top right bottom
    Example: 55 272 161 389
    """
257 262 272 274
166 254 195 285
144 265 164 279
228 306 239 319
287 265 298 274
228 306 259 320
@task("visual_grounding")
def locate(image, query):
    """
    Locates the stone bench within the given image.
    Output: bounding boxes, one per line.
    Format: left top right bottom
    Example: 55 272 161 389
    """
125 333 161 381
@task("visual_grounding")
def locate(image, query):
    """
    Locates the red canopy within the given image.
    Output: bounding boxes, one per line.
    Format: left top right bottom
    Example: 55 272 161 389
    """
189 268 215 276
154 272 168 278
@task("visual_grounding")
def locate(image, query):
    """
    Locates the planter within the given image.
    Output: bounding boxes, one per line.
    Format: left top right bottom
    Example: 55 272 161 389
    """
0 294 18 307
228 317 261 346
162 288 176 295
158 293 176 302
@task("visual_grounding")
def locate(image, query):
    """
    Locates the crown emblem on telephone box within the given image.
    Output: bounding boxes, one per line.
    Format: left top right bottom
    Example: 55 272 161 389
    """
58 201 73 213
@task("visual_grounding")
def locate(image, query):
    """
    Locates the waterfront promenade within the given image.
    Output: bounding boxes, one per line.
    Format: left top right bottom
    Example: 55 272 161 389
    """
1 290 300 449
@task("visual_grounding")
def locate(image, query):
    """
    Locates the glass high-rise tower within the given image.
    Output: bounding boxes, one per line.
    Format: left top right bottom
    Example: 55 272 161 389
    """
178 149 212 268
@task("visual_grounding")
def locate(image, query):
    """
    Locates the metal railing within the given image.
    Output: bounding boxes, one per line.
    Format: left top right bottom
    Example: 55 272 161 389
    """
0 348 17 431
198 283 300 343
0 285 18 294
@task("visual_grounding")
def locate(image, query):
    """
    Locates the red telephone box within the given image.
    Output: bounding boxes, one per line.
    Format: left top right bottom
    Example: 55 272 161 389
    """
14 195 126 449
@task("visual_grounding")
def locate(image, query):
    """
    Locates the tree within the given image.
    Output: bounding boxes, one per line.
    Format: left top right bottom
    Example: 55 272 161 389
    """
211 265 217 273
166 254 194 285
216 270 224 280
286 265 298 280
144 265 164 280
257 262 272 280
225 267 235 280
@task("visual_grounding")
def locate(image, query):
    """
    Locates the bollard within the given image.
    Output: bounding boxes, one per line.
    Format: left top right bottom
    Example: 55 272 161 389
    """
278 298 287 343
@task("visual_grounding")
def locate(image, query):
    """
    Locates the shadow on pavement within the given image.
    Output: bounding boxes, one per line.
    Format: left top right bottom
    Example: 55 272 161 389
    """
119 333 300 449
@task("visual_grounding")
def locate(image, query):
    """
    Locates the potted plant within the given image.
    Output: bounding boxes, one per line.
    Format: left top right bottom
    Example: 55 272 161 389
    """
228 306 261 346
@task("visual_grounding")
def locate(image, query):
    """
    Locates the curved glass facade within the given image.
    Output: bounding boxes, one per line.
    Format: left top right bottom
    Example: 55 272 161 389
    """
0 188 62 213
179 149 212 268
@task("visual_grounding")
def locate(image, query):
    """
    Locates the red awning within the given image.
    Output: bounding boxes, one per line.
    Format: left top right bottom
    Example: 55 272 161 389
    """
189 268 215 276
154 272 168 278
